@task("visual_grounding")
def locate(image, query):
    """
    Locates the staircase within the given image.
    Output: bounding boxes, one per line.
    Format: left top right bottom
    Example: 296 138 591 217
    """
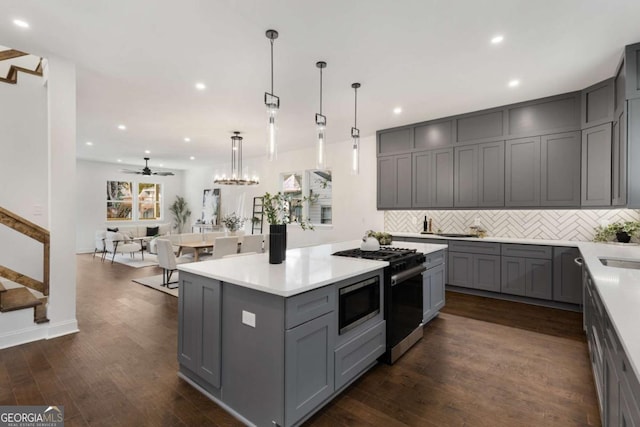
252 197 264 235
0 46 43 85
0 207 50 324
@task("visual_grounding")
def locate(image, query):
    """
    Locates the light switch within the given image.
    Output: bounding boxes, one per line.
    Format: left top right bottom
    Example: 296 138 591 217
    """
242 310 256 328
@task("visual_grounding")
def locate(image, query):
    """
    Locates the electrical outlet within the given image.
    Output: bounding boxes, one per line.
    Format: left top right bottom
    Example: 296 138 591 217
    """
242 310 256 328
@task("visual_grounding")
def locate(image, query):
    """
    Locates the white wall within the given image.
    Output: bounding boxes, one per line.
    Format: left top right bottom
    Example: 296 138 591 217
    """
76 160 185 252
0 72 48 281
183 135 384 248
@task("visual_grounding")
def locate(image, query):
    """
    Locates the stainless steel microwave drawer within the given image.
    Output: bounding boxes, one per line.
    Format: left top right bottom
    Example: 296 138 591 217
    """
448 241 500 255
501 244 552 259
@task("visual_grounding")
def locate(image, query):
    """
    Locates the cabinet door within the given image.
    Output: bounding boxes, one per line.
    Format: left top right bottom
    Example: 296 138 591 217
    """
285 312 335 426
526 258 553 300
620 378 640 427
612 109 628 206
422 268 433 323
178 274 221 388
505 137 541 206
625 42 640 100
413 151 432 208
541 131 581 206
553 247 582 304
431 148 454 208
581 123 612 206
501 256 526 296
604 345 621 427
478 141 505 207
473 254 501 292
448 252 474 288
378 154 412 209
454 145 478 207
423 264 445 323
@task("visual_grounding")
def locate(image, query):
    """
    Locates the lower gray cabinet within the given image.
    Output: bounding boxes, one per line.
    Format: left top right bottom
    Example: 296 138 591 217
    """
448 252 474 288
423 262 445 323
334 320 385 390
553 247 582 304
473 255 501 292
285 311 335 426
604 343 621 427
178 273 221 388
501 257 552 300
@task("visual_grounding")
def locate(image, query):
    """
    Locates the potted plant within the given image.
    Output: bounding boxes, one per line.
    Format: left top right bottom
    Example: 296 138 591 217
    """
221 212 247 235
593 221 640 243
263 192 314 264
169 196 191 233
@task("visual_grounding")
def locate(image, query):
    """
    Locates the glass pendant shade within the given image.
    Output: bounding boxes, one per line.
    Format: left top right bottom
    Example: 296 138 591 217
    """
351 128 360 175
316 113 326 169
265 30 279 162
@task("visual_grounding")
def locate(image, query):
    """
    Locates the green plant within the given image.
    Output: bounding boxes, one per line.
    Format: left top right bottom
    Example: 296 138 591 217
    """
169 196 191 233
593 221 640 242
221 212 247 232
262 192 314 230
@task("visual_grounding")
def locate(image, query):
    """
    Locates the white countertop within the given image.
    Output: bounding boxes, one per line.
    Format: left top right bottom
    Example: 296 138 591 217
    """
177 240 447 297
391 231 582 247
576 242 640 382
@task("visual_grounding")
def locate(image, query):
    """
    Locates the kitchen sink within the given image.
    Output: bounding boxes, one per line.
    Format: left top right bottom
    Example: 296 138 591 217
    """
435 233 478 238
599 257 640 269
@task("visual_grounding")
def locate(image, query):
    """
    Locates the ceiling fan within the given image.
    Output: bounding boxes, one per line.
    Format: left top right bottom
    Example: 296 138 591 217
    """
120 157 175 176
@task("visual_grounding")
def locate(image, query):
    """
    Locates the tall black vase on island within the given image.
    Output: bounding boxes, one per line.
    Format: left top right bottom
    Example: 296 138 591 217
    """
269 224 287 264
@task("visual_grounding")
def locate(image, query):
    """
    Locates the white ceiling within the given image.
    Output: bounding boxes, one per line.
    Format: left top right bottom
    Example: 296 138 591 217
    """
1 0 640 171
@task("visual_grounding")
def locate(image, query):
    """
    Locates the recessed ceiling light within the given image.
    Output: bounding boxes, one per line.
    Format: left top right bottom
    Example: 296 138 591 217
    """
491 35 504 44
159 163 164 167
190 156 195 160
195 82 206 90
393 107 402 115
508 79 520 88
117 159 122 162
144 150 151 154
117 124 126 130
13 19 29 29
85 141 93 146
184 137 191 142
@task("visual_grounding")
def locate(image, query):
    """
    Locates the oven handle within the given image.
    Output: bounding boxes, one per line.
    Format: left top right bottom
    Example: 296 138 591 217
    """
391 265 427 287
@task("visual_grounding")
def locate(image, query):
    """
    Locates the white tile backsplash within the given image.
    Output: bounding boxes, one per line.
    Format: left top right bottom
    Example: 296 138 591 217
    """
384 209 640 241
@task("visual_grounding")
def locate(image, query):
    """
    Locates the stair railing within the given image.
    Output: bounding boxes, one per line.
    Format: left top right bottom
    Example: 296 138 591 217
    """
0 206 49 296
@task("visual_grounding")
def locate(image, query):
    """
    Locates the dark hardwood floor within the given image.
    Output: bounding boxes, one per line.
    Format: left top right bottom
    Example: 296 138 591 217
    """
0 255 600 426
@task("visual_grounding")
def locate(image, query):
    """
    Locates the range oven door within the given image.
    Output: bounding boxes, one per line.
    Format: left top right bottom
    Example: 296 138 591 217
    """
389 264 425 348
338 276 380 335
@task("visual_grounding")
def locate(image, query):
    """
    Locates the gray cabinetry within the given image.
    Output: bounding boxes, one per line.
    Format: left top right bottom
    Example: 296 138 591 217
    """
625 42 640 100
473 255 501 292
553 247 582 304
378 128 412 155
413 148 453 208
448 242 501 292
448 252 473 288
178 273 221 388
526 258 553 300
501 257 526 296
628 99 640 208
454 145 478 207
334 321 385 390
505 137 541 206
478 141 505 207
612 109 628 206
500 245 552 300
423 253 445 323
541 131 581 206
581 123 612 206
581 79 614 128
285 311 335 426
378 154 412 209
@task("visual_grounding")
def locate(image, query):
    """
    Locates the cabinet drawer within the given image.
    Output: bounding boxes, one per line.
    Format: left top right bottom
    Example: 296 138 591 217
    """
448 240 500 255
501 244 552 259
285 285 335 329
425 250 445 269
620 345 640 409
334 320 385 390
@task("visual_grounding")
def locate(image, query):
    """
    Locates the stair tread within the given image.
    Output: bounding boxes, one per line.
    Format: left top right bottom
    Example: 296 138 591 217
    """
0 281 6 293
0 288 42 312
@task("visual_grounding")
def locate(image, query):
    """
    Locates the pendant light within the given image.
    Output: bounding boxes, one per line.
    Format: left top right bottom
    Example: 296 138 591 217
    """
315 61 327 170
351 82 361 175
213 132 259 185
265 29 279 161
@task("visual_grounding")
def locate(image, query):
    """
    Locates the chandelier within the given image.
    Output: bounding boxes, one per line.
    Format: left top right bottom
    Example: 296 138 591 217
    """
213 132 259 185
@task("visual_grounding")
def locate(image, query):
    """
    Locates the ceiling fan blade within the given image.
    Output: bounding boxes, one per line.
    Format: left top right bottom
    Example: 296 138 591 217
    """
119 169 143 174
153 172 175 176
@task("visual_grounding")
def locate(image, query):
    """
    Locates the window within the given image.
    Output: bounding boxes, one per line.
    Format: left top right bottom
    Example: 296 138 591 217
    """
106 181 133 221
138 183 161 220
279 169 332 227
106 180 162 221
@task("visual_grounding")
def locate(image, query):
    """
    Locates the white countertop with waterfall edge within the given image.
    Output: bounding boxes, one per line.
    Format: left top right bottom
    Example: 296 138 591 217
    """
177 240 448 297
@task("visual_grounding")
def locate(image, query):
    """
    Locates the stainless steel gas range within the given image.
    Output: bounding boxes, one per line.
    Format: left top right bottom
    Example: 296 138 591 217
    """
332 247 426 364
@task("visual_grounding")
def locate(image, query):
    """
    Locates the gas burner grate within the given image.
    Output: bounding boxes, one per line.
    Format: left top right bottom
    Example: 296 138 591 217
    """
332 247 418 262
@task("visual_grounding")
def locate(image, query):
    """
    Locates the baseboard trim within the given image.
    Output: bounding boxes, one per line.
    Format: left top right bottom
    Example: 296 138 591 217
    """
47 319 79 339
446 286 582 312
0 324 47 349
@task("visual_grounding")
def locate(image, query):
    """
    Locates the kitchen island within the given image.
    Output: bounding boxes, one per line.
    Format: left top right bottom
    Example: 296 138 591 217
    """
176 240 447 427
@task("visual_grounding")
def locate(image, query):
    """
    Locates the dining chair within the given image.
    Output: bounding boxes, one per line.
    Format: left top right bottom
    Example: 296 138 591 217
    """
212 236 239 259
204 232 226 242
94 231 106 259
103 232 142 264
241 234 264 253
156 239 179 288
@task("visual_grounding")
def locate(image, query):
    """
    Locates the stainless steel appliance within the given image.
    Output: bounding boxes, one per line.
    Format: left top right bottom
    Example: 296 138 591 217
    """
333 247 426 364
338 276 380 335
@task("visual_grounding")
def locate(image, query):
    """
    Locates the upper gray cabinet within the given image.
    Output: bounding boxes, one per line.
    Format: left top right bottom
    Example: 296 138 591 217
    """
540 131 581 207
581 123 612 206
377 128 412 155
507 93 581 137
414 120 453 149
456 109 504 143
454 141 505 208
505 137 541 207
625 42 640 100
413 148 453 208
581 79 614 128
378 154 412 209
612 109 628 206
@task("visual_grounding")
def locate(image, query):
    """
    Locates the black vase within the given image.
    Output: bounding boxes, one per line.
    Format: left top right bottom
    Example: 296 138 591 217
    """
269 224 287 264
616 231 631 243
